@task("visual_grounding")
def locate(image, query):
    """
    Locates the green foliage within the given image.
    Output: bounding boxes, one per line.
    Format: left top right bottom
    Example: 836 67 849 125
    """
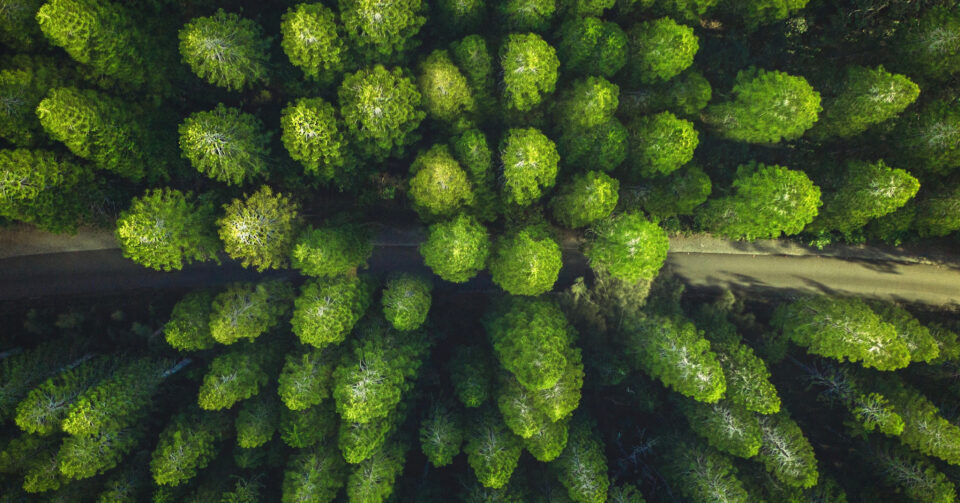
713 340 781 415
280 3 351 83
562 0 614 17
704 68 821 143
36 0 151 88
291 275 373 349
345 441 406 503
278 347 338 411
164 291 217 352
419 399 464 467
523 416 569 462
209 281 292 345
556 77 619 130
282 403 338 448
0 0 43 50
418 50 475 128
450 35 496 112
340 0 426 60
0 55 76 147
420 213 491 283
892 99 960 176
408 144 474 219
465 407 523 489
235 392 278 448
697 162 821 240
14 356 112 436
36 87 152 180
485 297 575 391
635 164 711 219
489 226 562 296
552 416 610 503
622 69 713 118
179 9 270 91
880 376 960 466
496 0 554 31
607 483 646 503
433 0 486 35
179 104 270 186
808 160 918 235
58 423 143 480
625 17 698 85
756 413 819 488
663 440 752 503
0 340 86 422
150 410 230 487
550 171 619 229
0 148 94 233
772 295 910 371
585 212 669 283
338 409 400 462
291 224 372 278
381 273 432 331
500 34 560 112
625 316 726 402
497 375 551 438
452 128 498 221
678 398 762 458
869 301 940 364
531 346 583 422
218 185 301 272
557 118 628 173
893 6 960 81
716 0 810 31
339 65 424 161
626 111 698 178
115 188 220 271
852 393 904 436
197 347 271 410
450 345 495 408
914 184 960 237
872 444 958 503
809 66 919 140
281 442 346 503
281 97 355 185
500 128 559 207
555 17 628 79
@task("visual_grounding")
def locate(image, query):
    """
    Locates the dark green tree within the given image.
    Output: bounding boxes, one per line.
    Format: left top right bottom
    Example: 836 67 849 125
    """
585 212 669 283
0 148 94 233
291 223 372 278
451 128 498 221
281 97 355 186
555 77 619 130
433 0 487 35
339 65 424 161
14 356 113 436
626 111 699 178
496 0 555 31
500 128 559 207
218 185 301 272
551 416 610 503
624 17 699 85
620 69 713 118
419 399 464 467
634 164 711 220
450 345 495 408
678 398 762 458
662 440 752 503
555 17 628 79
150 410 230 487
550 171 619 229
281 441 346 503
278 346 339 411
235 392 278 448
0 340 87 422
163 291 217 352
340 0 426 60
0 0 43 50
381 273 432 331
179 9 270 91
756 413 819 488
179 104 271 186
716 0 810 31
280 3 352 84
197 346 272 410
291 275 374 349
558 119 629 173
913 184 960 237
208 280 293 345
891 99 959 176
489 226 562 296
808 66 919 140
345 441 407 502
807 160 919 235
500 34 560 112
0 55 76 147
892 6 960 81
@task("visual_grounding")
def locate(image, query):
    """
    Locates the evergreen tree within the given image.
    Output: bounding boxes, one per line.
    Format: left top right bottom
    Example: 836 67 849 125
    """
36 87 153 180
678 398 762 458
197 345 273 410
115 188 220 271
450 345 495 408
716 0 810 31
697 162 821 240
585 212 669 283
607 483 646 503
551 416 610 503
235 392 278 448
557 118 629 173
808 160 919 235
408 144 474 219
489 226 562 296
58 421 144 480
879 375 960 466
218 185 302 272
755 413 819 488
870 301 940 364
497 374 552 439
381 273 432 331
418 49 475 129
150 409 230 486
555 17 628 79
284 402 338 449
419 398 464 467
496 0 555 31
340 0 426 60
0 55 76 147
500 33 560 112
703 68 821 143
164 290 217 352
179 9 270 91
178 104 271 186
556 77 619 130
0 339 87 422
0 148 94 233
662 440 752 503
433 0 487 35
338 407 403 463
523 415 569 462
914 183 960 237
550 171 619 229
0 0 43 50
892 6 960 81
338 65 424 161
624 17 699 86
451 128 498 221
892 99 960 176
345 441 407 502
419 213 491 283
291 223 372 278
278 346 339 411
869 442 958 503
281 441 346 503
626 111 698 178
500 128 559 207
635 164 711 220
291 275 374 349
621 69 713 118
808 65 920 140
449 35 496 116
464 407 523 489
281 97 355 186
208 280 293 345
14 356 113 436
280 3 352 84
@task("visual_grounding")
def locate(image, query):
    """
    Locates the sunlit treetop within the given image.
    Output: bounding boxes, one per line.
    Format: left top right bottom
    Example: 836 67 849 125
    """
338 65 425 161
555 17 628 79
280 97 356 187
339 0 426 60
808 65 919 140
499 127 559 207
556 76 620 130
488 225 562 296
178 104 271 186
179 9 271 91
418 49 475 129
625 17 699 85
281 2 352 84
500 33 560 112
407 144 474 220
218 185 302 272
586 212 670 283
497 0 555 32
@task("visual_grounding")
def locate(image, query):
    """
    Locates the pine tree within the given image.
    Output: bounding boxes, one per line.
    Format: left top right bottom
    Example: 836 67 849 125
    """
451 128 498 221
550 171 619 229
662 440 752 503
419 213 491 283
0 148 95 233
197 345 273 410
755 413 819 488
868 442 958 503
179 9 270 91
892 5 960 81
555 17 628 79
892 99 960 176
500 34 560 112
58 421 144 480
499 128 559 207
635 164 712 220
381 274 432 331
450 35 497 116
281 441 346 503
465 407 523 489
807 160 919 235
235 392 278 448
284 402 338 449
150 409 231 487
433 0 487 36
278 346 339 411
218 185 302 272
621 69 713 118
869 301 940 364
808 65 919 140
557 118 629 173
450 345 495 408
345 441 407 503
178 104 271 186
496 0 555 31
291 223 372 278
208 281 292 345
14 356 114 436
291 275 374 349
0 339 87 422
0 0 44 50
407 144 474 219
626 111 699 178
497 374 552 439
163 290 217 352
489 226 562 296
418 49 475 129
624 17 699 86
338 65 424 161
585 212 670 283
280 2 352 84
914 183 960 237
340 0 426 60
678 398 763 458
419 398 464 467
0 55 77 147
523 415 569 462
556 77 619 130
281 97 355 185
716 0 810 31
551 415 610 503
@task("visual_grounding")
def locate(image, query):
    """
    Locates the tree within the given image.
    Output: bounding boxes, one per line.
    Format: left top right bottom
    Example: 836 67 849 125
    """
58 422 143 480
556 77 619 130
621 69 712 118
464 407 523 489
626 111 698 178
450 35 496 114
339 65 424 161
868 443 958 503
36 87 152 181
150 410 230 487
339 0 426 60
235 392 278 448
523 415 569 462
0 55 76 147
115 188 220 271
450 345 495 408
281 99 354 188
208 280 293 345
496 0 555 31
0 339 87 422
585 212 669 283
500 33 560 112
808 66 919 140
489 226 562 296
284 402 338 448
625 17 698 85
278 347 339 411
496 375 552 438
218 185 301 272
179 9 270 91
715 0 810 31
418 50 475 129
607 483 646 503
500 128 559 207
451 129 498 221
551 416 610 503
892 6 960 81
771 295 910 371
808 160 918 235
281 442 346 503
280 3 351 84
197 346 272 410
697 162 821 240
557 119 629 173
879 375 960 466
291 275 374 349
678 398 762 458
179 104 271 186
913 184 960 237
291 223 372 278
0 148 94 233
419 213 491 283
408 144 474 219
163 291 217 352
756 413 819 488
338 407 403 463
703 68 821 143
36 0 154 88
0 0 43 50
433 0 487 35
550 171 619 229
484 297 575 391
555 17 628 79
891 99 960 176
419 399 464 467
531 346 584 422
712 340 781 415
14 356 113 436
662 440 752 503
381 274 432 331
635 164 711 220
346 441 407 502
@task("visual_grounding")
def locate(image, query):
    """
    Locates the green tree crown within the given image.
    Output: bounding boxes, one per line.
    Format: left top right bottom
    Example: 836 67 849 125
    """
179 104 271 186
208 280 293 345
488 226 562 296
500 127 559 207
291 275 374 349
218 185 301 272
179 9 270 91
550 170 620 229
339 65 424 160
340 0 426 60
281 3 351 83
626 111 699 178
500 33 560 112
381 273 432 331
625 17 699 85
291 223 372 278
419 213 491 283
586 212 669 282
555 17 628 79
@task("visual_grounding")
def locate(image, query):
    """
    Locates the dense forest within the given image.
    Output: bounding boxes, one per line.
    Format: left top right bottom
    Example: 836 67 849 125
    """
1 0 960 501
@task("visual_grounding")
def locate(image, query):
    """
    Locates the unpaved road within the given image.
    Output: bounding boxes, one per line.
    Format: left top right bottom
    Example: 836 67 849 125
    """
0 226 957 305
